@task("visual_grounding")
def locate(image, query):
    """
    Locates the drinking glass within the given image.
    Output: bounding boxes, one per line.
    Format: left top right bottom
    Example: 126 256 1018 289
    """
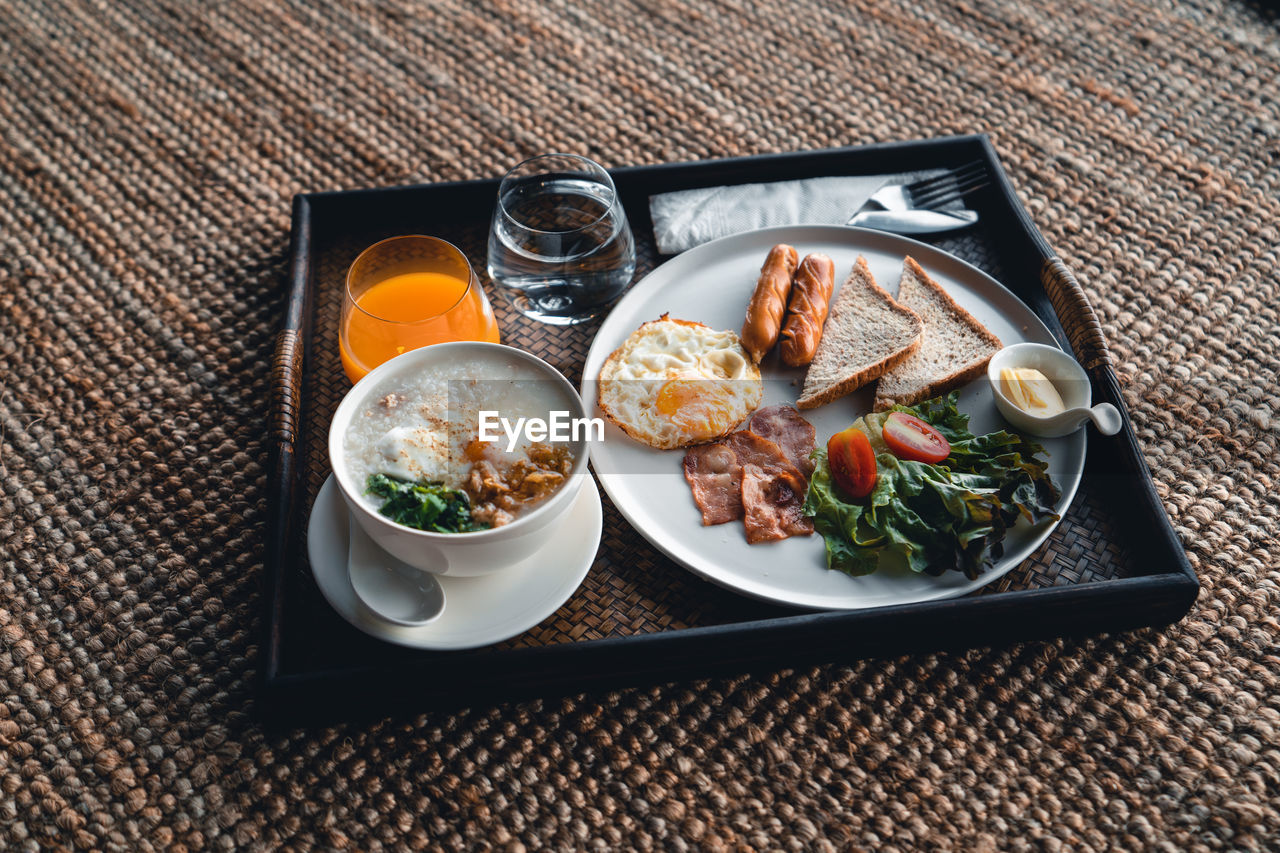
487 153 636 325
340 235 500 384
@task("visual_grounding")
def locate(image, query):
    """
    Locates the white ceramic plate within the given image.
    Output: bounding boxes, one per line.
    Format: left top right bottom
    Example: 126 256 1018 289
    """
307 473 603 649
581 225 1084 610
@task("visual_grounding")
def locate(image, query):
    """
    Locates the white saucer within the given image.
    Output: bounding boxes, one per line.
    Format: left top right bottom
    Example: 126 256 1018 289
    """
307 473 603 650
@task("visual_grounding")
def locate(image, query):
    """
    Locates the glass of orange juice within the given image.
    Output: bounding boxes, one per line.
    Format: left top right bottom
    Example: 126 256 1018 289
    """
339 235 501 384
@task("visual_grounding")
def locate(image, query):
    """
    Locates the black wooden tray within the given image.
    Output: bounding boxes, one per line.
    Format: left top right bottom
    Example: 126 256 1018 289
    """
261 134 1196 725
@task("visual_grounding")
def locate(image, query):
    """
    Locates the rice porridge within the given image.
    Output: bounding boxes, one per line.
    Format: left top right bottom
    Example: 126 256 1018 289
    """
343 354 581 530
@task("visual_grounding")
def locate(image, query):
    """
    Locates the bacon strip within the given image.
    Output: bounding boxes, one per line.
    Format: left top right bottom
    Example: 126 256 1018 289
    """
741 463 814 543
682 442 743 525
682 423 815 542
746 405 816 476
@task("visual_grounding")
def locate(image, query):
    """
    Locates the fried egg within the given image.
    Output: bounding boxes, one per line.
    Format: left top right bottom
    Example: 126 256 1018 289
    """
598 316 763 449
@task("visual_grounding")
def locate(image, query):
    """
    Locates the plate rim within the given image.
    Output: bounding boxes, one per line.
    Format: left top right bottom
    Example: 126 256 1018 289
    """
581 224 1084 610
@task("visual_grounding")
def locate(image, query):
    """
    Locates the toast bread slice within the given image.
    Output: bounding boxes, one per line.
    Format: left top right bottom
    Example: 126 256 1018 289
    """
796 257 924 410
873 256 1002 411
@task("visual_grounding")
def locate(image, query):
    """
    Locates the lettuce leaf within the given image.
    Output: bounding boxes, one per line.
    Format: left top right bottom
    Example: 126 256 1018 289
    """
802 392 1060 580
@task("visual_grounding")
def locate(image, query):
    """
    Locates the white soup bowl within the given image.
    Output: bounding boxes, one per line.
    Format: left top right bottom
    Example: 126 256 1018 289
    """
328 341 590 577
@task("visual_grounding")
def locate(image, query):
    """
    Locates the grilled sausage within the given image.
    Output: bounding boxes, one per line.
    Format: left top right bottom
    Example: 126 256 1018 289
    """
740 244 799 363
778 253 835 367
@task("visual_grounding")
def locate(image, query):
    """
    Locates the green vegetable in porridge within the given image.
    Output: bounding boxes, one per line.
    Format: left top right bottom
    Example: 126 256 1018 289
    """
364 474 489 533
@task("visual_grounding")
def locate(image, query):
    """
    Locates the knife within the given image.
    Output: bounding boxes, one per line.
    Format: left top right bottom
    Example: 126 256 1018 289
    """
846 208 979 235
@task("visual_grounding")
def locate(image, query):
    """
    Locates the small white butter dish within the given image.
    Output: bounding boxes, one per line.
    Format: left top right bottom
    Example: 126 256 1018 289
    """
987 343 1122 438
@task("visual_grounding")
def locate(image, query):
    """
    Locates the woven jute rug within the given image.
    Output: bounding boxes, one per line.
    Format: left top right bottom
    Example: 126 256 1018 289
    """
2 0 1278 849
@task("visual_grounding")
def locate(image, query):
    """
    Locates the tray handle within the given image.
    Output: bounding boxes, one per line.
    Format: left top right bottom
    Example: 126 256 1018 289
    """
1040 258 1113 371
271 328 304 444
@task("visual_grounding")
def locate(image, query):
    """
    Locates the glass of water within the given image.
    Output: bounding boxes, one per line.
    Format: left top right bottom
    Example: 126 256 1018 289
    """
487 153 636 325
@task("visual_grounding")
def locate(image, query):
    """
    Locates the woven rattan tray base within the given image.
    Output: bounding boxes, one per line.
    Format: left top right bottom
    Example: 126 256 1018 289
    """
264 137 1194 720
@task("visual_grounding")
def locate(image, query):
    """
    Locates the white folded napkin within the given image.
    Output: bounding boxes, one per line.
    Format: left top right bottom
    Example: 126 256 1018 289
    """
648 172 939 255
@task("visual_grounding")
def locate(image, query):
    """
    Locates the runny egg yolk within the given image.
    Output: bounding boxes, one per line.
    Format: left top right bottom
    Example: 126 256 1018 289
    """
656 378 740 440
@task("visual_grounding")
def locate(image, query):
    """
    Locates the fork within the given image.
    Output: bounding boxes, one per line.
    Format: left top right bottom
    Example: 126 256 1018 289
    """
858 160 990 213
846 160 989 234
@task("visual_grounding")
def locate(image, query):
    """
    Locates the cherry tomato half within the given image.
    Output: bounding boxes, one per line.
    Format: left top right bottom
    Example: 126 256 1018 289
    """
882 412 951 464
827 426 877 500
